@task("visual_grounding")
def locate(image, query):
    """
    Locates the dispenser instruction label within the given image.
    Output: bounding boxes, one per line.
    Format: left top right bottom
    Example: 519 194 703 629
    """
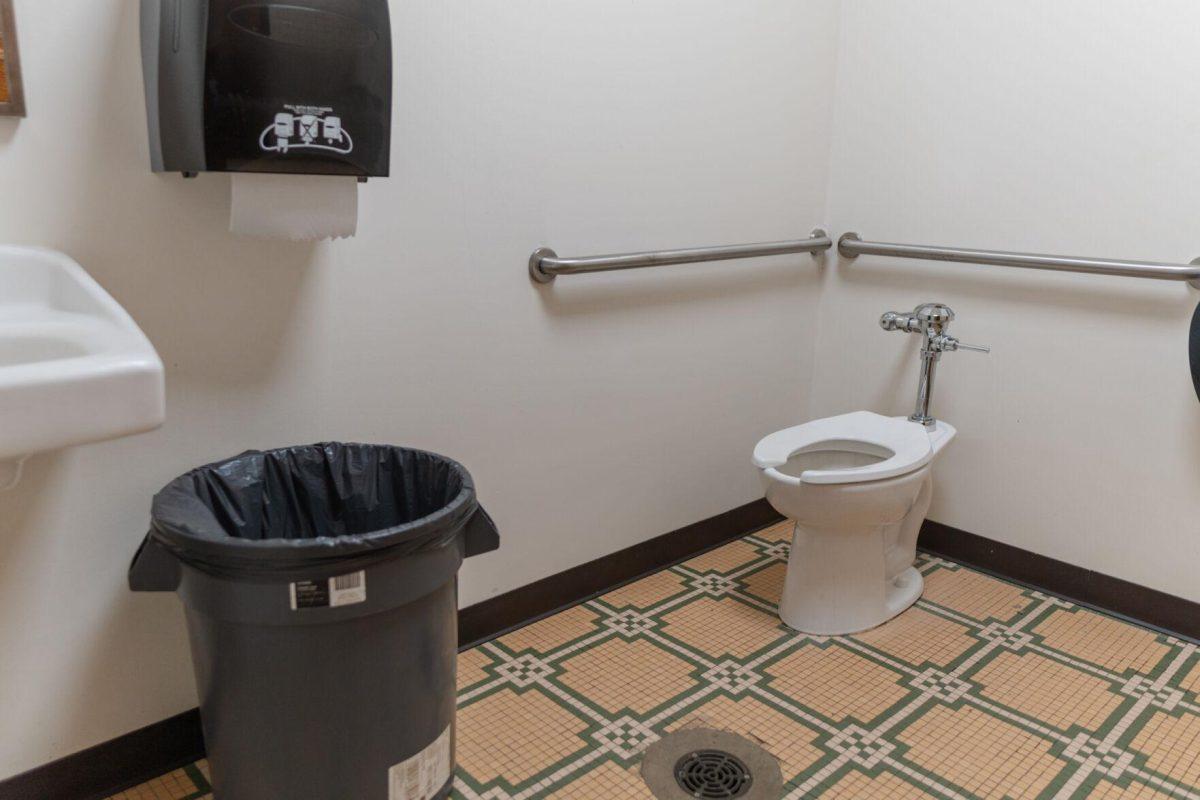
259 103 354 156
389 725 452 800
289 570 367 610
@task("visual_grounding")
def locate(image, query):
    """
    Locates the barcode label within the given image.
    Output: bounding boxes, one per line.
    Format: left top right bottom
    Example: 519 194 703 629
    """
389 725 452 800
333 572 362 591
329 570 367 607
289 570 367 610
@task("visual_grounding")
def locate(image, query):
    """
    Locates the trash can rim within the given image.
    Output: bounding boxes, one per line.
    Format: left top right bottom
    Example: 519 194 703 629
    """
148 443 478 557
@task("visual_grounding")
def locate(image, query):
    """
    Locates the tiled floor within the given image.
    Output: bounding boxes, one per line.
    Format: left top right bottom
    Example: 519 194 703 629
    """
112 522 1200 799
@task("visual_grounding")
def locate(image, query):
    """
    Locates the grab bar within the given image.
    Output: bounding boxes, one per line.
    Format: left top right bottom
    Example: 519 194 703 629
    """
839 233 1200 289
529 229 832 284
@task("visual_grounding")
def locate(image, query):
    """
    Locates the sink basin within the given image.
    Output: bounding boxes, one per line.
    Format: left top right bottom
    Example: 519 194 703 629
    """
0 247 165 471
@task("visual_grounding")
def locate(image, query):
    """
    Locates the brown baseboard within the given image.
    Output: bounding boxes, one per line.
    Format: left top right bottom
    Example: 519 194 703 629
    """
458 498 783 648
918 519 1200 641
0 710 205 800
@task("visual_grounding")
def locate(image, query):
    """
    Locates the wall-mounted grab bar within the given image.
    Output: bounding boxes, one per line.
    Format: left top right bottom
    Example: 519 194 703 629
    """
529 229 831 284
839 233 1200 289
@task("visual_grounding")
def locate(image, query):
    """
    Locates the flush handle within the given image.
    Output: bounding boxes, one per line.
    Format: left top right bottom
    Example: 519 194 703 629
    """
930 335 990 354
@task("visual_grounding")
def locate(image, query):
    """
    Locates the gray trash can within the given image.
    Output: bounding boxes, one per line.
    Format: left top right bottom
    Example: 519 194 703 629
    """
129 443 499 800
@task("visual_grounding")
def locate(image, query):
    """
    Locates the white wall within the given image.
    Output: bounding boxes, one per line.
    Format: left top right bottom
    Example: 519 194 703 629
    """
815 1 1200 602
0 0 839 779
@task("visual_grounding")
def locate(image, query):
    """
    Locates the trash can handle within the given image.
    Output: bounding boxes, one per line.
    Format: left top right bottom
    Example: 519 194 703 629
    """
464 505 500 558
129 534 183 592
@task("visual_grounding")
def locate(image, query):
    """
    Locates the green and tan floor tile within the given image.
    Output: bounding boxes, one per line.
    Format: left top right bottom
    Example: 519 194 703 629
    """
106 762 211 799
111 520 1200 799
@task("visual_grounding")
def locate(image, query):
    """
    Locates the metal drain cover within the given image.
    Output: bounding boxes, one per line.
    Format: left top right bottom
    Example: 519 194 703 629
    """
641 728 783 800
674 749 752 798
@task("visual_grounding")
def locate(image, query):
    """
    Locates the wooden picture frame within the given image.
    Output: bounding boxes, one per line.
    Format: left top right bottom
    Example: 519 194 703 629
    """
0 0 25 117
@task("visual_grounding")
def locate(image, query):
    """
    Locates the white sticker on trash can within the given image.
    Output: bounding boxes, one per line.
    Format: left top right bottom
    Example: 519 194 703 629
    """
289 570 367 610
389 724 452 800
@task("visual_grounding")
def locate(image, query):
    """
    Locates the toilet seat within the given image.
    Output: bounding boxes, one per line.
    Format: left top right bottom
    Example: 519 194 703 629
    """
753 411 945 485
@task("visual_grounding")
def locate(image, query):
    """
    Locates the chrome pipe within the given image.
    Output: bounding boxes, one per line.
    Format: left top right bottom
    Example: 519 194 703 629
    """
839 233 1200 289
529 229 831 284
912 347 939 427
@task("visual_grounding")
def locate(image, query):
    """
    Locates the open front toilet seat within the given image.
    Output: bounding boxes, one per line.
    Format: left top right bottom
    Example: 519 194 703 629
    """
753 410 946 485
754 411 955 635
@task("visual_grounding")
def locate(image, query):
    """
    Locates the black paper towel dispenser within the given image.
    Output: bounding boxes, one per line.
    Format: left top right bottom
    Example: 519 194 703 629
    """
141 0 392 178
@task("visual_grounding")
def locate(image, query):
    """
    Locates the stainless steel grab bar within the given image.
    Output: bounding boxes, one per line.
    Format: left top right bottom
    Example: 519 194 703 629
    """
529 229 831 284
839 232 1200 289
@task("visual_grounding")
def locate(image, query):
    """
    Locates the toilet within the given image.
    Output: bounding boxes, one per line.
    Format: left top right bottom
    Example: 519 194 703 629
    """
754 410 955 635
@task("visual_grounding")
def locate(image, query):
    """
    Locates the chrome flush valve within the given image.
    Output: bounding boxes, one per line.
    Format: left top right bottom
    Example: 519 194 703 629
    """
879 303 989 426
879 310 923 333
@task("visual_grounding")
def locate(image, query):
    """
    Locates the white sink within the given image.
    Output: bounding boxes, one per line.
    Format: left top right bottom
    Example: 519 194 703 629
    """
0 247 164 483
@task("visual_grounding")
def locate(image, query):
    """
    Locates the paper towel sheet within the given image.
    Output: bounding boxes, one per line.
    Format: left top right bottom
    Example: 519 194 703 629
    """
230 173 359 240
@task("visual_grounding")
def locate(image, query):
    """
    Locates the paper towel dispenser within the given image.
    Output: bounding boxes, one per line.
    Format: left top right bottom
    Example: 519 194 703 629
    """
141 0 392 178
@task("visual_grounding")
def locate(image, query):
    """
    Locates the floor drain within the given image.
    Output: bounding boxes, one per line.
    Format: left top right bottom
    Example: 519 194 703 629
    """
641 727 782 800
674 749 752 798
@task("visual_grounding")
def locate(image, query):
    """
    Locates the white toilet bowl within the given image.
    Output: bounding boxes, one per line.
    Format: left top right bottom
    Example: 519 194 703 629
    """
754 410 955 635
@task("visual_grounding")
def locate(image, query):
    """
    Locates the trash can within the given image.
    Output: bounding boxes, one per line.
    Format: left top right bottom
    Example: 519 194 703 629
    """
129 443 499 800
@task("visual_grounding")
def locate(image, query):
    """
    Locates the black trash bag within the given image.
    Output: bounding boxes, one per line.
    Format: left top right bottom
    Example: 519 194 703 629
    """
1191 300 1200 404
131 443 498 583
